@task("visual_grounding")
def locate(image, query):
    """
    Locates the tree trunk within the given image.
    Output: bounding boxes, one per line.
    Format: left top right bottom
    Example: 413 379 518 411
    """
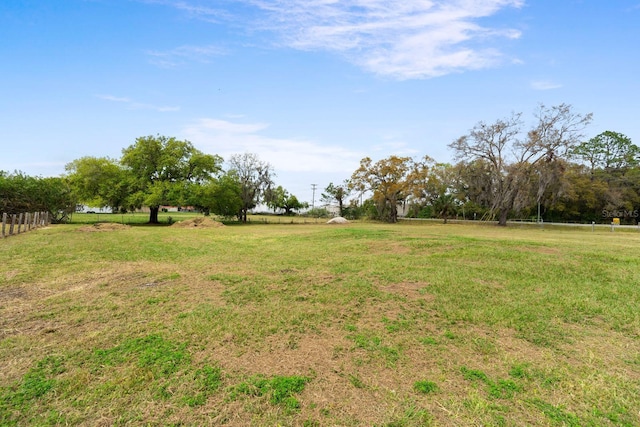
149 206 160 224
498 208 509 226
390 205 398 223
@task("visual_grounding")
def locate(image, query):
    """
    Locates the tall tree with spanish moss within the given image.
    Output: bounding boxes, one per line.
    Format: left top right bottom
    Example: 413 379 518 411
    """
449 104 592 225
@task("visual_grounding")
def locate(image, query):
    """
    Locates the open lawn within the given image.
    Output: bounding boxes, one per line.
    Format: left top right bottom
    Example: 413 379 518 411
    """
1 220 639 426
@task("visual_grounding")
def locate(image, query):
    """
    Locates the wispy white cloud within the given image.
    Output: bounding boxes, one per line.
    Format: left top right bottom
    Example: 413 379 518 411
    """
163 0 525 79
182 117 363 173
96 94 180 112
139 0 231 23
530 80 562 91
98 95 131 103
258 0 524 78
370 132 421 155
146 44 227 68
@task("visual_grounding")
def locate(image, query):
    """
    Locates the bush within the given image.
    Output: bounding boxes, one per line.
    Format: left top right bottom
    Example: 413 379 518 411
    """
305 208 329 218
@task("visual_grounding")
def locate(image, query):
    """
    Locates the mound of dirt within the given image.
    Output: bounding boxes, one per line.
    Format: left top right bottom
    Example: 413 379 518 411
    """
327 216 349 224
171 217 224 228
77 223 131 232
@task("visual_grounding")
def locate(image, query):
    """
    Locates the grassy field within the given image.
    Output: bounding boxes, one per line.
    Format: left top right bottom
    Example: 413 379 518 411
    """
69 211 330 225
1 218 639 426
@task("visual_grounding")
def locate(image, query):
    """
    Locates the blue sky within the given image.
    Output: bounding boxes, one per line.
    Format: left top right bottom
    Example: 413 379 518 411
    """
2 0 639 204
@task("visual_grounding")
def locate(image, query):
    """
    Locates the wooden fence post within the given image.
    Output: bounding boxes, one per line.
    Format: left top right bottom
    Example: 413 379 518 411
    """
0 212 50 237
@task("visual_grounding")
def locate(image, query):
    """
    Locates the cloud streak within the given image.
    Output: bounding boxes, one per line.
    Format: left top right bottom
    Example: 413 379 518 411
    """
96 94 180 112
162 0 525 79
530 80 562 91
254 0 524 78
140 0 231 23
146 44 227 68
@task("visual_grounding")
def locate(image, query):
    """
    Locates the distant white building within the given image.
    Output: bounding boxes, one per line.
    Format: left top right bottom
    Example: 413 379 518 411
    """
76 205 113 214
323 203 341 217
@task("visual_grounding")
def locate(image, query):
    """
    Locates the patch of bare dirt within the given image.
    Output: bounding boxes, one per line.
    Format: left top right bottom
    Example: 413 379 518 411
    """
171 217 224 228
77 223 131 232
382 281 432 300
0 286 27 300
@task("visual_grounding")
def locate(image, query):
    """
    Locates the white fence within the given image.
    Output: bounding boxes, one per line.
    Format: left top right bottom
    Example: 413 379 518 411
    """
1 212 50 238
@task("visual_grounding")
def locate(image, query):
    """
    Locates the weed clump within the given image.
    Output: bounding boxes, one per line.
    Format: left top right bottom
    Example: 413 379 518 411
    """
414 380 439 394
230 375 310 412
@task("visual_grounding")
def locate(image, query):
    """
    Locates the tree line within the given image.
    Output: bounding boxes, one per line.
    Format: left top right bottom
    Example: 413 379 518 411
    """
2 103 638 225
0 172 75 223
64 136 290 224
342 104 639 225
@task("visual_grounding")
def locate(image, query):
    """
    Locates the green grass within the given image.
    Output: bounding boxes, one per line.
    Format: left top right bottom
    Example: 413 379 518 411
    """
414 380 439 394
1 220 640 425
69 211 332 225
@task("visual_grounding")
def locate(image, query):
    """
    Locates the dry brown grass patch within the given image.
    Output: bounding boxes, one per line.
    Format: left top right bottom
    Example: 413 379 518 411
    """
171 217 224 228
76 222 131 232
383 281 434 301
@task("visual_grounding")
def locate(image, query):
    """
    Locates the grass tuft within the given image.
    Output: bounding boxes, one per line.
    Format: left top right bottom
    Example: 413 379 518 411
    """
414 380 439 394
229 374 310 412
93 335 189 376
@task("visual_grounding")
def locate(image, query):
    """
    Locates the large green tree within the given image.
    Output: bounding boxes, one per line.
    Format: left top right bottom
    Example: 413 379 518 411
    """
573 131 639 175
120 135 222 223
191 171 244 219
267 186 308 215
65 156 132 212
350 156 415 223
568 131 640 222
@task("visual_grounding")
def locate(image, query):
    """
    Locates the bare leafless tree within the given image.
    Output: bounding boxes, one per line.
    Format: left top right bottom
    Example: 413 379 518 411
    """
450 104 592 225
228 153 275 223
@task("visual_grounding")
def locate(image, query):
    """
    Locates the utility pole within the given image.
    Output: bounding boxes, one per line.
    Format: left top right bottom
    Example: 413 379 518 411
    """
311 184 318 210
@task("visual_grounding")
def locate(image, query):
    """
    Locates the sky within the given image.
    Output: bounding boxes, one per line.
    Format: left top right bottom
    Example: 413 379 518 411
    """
2 0 640 205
